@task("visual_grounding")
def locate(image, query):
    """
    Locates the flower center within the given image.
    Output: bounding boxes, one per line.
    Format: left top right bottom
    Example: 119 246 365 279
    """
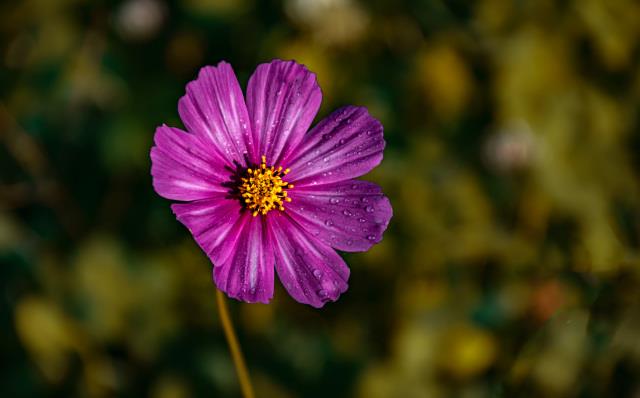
239 155 293 216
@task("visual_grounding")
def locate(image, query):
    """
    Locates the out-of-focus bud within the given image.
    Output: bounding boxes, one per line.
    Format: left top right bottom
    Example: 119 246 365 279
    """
484 120 536 173
285 0 369 47
114 0 166 42
530 279 566 323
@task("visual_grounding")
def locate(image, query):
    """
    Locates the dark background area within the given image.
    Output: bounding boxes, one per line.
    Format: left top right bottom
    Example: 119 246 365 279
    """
2 0 640 397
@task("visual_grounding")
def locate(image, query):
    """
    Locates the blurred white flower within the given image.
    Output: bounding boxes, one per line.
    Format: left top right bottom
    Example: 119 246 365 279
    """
285 0 368 47
484 120 537 173
114 0 166 42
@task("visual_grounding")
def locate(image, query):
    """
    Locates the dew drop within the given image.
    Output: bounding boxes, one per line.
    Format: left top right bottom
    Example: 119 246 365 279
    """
346 239 353 246
318 289 328 298
323 157 329 162
359 218 366 223
366 205 375 213
313 269 323 279
351 184 358 189
342 209 352 216
367 234 376 241
362 197 369 203
329 197 340 204
325 219 334 227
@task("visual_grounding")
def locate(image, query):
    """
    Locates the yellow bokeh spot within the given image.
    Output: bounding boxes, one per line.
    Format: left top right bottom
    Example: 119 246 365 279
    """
440 325 498 379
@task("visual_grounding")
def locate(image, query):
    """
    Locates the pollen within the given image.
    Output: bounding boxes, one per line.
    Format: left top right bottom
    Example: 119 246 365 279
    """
239 155 294 217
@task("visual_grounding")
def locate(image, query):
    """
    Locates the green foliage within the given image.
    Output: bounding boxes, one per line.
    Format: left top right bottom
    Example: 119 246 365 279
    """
2 0 640 396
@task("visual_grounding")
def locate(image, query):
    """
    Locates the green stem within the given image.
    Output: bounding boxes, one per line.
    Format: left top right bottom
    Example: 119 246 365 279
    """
216 289 255 398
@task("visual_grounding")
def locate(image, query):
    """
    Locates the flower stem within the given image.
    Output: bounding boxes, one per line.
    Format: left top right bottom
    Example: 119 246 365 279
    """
215 289 255 398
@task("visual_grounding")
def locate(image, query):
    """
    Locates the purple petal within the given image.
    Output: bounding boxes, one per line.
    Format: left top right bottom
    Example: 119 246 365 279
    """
246 60 322 165
286 180 392 252
284 106 385 186
269 213 349 308
151 125 230 201
213 215 275 303
173 200 274 303
178 61 254 167
171 197 244 266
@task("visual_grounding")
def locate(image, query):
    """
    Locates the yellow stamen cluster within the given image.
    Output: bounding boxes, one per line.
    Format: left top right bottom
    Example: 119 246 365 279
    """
239 155 293 216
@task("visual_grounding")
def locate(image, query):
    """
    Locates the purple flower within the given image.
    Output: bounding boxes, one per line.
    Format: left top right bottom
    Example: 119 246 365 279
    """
150 60 392 307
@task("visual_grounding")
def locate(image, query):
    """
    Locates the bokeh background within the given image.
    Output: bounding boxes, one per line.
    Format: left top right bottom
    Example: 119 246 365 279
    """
2 0 640 397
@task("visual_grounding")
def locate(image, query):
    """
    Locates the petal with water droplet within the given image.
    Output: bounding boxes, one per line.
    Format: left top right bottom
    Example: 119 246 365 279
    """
284 106 385 185
286 180 392 252
178 62 253 167
246 60 322 165
269 214 349 308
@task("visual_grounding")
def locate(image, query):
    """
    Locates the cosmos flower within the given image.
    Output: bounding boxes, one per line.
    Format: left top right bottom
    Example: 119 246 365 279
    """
150 60 392 307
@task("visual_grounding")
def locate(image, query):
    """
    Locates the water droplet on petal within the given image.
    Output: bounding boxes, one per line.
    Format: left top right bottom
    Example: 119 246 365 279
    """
362 197 369 203
313 269 323 279
359 218 366 223
367 234 376 241
318 289 328 298
346 239 353 246
366 205 375 213
330 197 340 204
325 219 334 227
342 209 352 216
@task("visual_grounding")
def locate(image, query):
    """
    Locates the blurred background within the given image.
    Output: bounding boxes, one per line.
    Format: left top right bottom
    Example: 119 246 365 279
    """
2 0 640 397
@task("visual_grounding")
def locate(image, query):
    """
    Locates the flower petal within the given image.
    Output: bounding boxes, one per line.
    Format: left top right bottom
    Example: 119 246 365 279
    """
246 59 322 165
269 213 349 308
173 200 274 303
171 196 244 266
151 125 230 201
178 61 254 167
284 106 385 186
286 180 392 252
213 215 275 303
